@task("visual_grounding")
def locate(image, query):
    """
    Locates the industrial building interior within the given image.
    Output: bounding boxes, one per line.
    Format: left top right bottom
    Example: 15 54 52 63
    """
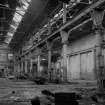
0 0 105 105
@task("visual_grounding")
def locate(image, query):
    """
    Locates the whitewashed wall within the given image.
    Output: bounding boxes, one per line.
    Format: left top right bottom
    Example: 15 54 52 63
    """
67 34 97 54
66 33 97 81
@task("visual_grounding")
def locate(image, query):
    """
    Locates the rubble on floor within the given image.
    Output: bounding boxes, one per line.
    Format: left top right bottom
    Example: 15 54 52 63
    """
0 78 105 105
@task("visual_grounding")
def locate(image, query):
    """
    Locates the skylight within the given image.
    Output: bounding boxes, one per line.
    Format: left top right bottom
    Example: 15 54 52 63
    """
5 0 31 44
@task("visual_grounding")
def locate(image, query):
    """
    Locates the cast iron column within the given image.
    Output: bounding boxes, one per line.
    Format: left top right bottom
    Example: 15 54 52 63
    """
37 48 41 77
25 59 28 73
91 9 105 93
60 31 69 82
30 59 33 73
37 55 41 77
47 41 52 81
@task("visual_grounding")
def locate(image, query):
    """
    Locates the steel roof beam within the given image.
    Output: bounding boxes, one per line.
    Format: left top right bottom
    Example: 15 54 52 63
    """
22 0 105 56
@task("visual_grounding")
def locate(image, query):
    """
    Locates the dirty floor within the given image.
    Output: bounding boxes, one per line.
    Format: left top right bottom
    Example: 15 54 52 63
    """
0 78 99 105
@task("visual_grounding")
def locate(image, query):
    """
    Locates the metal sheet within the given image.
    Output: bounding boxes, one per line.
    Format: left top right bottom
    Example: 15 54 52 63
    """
68 54 80 80
80 51 95 80
80 52 87 79
68 51 95 81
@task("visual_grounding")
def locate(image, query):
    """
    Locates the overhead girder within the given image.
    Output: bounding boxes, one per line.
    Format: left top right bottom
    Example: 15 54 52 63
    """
23 1 90 48
21 0 105 56
0 0 22 43
9 0 61 50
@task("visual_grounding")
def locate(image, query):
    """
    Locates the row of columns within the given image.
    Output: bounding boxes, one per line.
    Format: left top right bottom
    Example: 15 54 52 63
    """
19 3 69 81
19 52 41 76
45 7 105 94
19 33 69 81
16 4 105 94
44 3 69 81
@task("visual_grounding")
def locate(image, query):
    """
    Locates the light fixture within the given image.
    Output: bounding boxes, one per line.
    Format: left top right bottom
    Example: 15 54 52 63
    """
41 58 46 61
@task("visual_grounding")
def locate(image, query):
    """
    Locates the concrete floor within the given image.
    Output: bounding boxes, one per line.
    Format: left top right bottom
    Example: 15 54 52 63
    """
0 78 97 105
